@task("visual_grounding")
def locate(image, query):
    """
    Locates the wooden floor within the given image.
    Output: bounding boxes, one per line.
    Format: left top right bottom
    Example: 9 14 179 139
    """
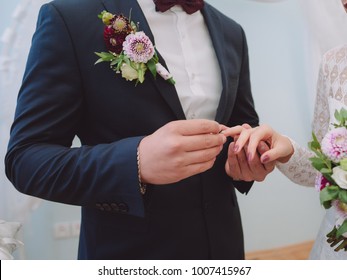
245 241 314 260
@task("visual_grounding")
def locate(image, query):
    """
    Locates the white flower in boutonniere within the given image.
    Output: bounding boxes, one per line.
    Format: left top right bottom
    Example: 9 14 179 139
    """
120 63 140 81
95 11 175 86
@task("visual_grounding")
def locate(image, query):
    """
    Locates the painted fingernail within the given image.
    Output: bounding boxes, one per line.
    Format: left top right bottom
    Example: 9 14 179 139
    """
233 145 239 152
247 153 253 162
261 155 270 163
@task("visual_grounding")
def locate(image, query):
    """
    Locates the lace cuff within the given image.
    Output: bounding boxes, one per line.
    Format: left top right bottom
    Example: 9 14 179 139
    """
276 137 317 187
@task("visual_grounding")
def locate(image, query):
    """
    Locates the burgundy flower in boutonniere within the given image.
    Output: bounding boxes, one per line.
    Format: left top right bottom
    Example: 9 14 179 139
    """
95 11 175 85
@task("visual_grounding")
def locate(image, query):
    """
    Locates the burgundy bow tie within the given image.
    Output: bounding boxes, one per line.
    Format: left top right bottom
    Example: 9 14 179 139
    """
153 0 204 15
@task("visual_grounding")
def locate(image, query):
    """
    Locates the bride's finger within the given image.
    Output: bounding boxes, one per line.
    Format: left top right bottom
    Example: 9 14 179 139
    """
219 124 229 132
220 125 244 137
246 125 274 160
233 128 253 153
259 144 289 163
241 123 252 129
260 150 278 164
226 142 242 179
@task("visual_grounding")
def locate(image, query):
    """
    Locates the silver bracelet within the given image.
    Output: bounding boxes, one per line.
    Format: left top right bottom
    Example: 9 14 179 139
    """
137 146 147 195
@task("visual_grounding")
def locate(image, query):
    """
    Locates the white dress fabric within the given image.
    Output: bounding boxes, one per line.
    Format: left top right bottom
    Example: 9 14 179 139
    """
277 44 347 259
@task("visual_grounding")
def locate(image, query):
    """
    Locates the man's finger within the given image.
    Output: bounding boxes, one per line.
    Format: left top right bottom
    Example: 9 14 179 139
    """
177 119 221 136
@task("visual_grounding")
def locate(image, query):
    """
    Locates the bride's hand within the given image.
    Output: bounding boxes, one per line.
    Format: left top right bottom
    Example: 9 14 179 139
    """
222 124 294 164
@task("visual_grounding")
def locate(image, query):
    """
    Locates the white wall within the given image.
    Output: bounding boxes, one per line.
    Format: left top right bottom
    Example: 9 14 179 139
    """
0 0 81 259
207 0 325 252
0 0 328 258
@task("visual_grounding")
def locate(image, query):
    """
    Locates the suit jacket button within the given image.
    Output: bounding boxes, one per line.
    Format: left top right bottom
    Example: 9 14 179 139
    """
103 203 111 211
111 203 119 212
118 202 129 213
96 203 104 211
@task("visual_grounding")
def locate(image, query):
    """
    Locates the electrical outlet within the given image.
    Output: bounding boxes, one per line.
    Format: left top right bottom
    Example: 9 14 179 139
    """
53 222 71 239
71 221 81 237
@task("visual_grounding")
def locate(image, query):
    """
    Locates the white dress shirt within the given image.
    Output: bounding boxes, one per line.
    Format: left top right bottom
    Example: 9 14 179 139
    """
137 0 222 120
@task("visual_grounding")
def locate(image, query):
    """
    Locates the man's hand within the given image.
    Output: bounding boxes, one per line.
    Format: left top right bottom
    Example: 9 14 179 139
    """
138 119 227 185
222 124 294 164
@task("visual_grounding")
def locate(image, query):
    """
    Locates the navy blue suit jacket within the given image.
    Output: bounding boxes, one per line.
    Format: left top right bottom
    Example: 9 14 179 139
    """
5 0 259 259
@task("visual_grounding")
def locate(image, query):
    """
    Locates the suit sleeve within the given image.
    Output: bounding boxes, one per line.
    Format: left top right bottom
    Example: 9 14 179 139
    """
229 26 259 194
4 3 146 217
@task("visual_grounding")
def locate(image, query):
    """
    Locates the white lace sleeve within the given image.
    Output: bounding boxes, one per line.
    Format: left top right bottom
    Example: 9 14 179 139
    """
276 138 318 187
311 51 330 141
276 52 331 187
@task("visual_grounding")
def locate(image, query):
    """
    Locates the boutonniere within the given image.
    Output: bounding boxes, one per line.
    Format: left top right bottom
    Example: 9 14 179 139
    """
95 11 175 85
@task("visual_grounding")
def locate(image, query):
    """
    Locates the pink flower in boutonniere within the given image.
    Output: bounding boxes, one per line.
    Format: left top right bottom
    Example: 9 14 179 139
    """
122 31 155 63
95 11 175 85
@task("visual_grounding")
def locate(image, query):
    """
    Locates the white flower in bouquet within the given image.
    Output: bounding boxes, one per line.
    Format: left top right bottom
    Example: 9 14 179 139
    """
331 166 347 189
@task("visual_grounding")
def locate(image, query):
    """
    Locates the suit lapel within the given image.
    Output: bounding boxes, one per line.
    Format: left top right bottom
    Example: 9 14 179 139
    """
201 5 228 123
101 0 186 120
100 1 229 122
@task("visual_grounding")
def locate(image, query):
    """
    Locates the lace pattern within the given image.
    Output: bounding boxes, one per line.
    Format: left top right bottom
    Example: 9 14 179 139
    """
277 44 347 187
276 45 347 259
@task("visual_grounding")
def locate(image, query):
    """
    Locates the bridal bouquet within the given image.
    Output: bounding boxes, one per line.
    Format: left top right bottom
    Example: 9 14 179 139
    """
95 11 175 85
309 108 347 252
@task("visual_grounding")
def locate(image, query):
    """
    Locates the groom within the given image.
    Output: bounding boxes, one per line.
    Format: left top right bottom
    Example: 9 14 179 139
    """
5 0 273 259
